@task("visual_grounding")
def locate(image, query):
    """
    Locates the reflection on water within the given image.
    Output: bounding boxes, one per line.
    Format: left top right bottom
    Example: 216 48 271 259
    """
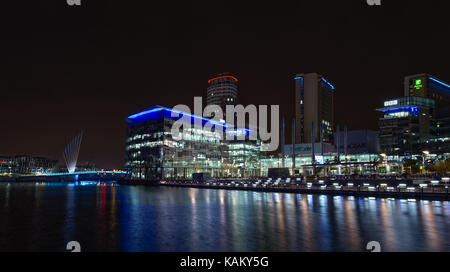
0 182 449 251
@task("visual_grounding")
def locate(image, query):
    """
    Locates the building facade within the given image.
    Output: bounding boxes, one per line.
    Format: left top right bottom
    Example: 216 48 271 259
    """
294 73 335 144
206 72 238 114
404 74 450 154
260 153 396 176
0 155 58 175
377 74 450 156
125 106 260 179
227 139 261 177
283 143 335 157
0 155 14 175
334 129 380 155
377 96 435 155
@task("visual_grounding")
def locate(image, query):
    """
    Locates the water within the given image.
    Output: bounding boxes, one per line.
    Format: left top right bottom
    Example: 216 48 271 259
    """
0 182 449 252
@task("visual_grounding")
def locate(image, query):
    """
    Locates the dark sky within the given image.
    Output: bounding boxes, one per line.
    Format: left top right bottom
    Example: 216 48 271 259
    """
1 0 449 169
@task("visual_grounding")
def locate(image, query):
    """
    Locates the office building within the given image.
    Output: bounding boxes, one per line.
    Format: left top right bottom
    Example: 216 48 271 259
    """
294 73 335 144
206 72 238 114
334 129 380 155
404 74 450 150
227 140 261 177
404 74 450 108
0 155 58 175
261 153 390 176
125 106 260 179
14 155 59 175
377 96 435 155
377 74 450 155
283 143 335 157
0 155 14 175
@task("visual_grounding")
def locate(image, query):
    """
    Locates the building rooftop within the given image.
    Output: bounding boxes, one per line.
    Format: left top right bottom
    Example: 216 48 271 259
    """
126 106 252 135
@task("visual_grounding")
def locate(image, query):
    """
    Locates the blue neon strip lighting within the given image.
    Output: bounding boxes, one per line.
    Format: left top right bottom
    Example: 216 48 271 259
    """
380 106 419 114
429 77 450 90
45 170 127 176
127 106 231 128
127 106 252 133
320 77 335 90
127 107 165 119
295 76 304 111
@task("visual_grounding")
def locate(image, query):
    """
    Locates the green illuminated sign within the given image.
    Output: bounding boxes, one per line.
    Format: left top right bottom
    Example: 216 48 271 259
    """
414 79 423 90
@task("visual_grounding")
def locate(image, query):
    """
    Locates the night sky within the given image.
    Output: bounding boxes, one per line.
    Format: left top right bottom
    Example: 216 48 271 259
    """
1 0 449 169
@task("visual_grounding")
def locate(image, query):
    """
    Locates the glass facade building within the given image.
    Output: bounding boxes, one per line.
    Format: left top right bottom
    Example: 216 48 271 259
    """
125 106 261 179
404 74 450 154
377 96 435 155
227 140 261 177
260 153 402 176
378 74 450 156
0 155 58 176
0 155 14 175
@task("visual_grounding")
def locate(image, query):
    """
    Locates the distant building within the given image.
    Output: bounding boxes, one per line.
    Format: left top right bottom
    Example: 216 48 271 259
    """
0 155 58 175
15 155 58 175
294 73 335 144
283 143 335 156
0 155 14 175
334 129 380 155
206 72 238 114
282 130 379 160
261 152 383 176
76 161 97 172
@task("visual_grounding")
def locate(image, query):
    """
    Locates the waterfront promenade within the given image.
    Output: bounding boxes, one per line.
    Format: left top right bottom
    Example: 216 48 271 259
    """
119 176 450 201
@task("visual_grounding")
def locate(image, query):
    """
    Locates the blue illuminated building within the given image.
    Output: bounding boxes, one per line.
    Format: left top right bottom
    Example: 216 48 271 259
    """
125 106 261 179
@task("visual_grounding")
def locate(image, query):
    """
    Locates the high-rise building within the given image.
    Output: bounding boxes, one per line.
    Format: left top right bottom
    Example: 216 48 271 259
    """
377 74 450 155
404 74 450 141
206 72 238 113
404 74 450 104
377 96 435 155
294 73 335 144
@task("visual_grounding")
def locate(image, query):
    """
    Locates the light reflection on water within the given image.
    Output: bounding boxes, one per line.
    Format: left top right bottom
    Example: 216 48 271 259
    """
0 182 449 251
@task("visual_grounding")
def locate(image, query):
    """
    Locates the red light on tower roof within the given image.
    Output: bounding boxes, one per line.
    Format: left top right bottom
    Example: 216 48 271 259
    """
208 75 238 84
